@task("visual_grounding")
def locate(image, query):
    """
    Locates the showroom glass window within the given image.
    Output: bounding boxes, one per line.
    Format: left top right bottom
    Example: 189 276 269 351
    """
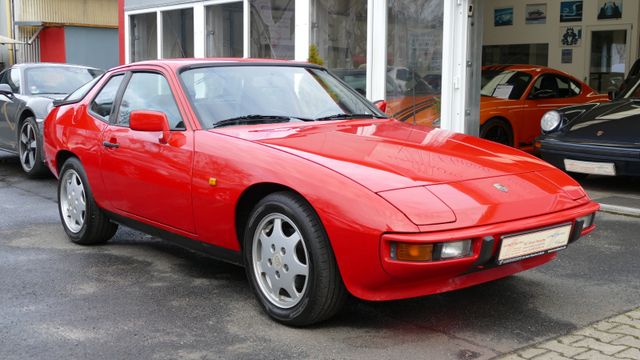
90 75 124 121
387 0 443 125
117 73 184 130
130 13 157 61
206 2 244 57
310 0 367 95
250 0 295 59
163 8 194 58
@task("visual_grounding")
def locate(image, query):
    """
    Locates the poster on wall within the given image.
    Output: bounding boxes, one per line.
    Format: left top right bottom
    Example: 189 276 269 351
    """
560 1 583 22
561 49 573 63
526 4 547 24
598 1 623 20
494 7 513 26
561 26 582 46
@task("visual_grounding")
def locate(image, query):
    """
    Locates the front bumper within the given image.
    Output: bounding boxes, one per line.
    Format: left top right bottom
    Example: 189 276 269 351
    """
350 200 599 301
539 139 640 176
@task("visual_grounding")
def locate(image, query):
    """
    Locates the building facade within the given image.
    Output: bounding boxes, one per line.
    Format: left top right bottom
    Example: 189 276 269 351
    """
121 0 482 135
1 0 119 70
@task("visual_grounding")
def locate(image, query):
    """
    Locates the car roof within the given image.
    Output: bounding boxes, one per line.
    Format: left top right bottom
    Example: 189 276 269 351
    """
110 58 319 73
482 64 556 73
10 62 101 71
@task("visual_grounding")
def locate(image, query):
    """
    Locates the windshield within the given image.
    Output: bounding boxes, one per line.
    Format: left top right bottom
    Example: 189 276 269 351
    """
481 69 532 100
25 66 103 95
180 65 385 129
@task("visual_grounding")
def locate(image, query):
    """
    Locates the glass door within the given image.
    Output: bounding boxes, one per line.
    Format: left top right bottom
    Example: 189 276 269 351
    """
206 2 244 57
586 25 631 93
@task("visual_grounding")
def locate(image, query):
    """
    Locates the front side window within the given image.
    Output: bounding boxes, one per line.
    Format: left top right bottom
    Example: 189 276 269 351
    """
90 75 125 121
180 65 384 129
8 69 20 93
481 70 532 100
117 72 184 130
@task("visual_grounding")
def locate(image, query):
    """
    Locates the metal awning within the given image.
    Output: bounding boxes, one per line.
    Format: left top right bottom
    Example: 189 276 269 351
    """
0 35 25 45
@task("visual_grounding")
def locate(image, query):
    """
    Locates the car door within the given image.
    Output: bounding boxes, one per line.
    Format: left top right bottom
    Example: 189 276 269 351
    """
0 69 25 151
99 70 196 234
523 74 582 146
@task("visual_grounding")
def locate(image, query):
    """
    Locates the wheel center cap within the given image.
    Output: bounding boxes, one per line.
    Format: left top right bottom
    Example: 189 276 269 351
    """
273 254 283 269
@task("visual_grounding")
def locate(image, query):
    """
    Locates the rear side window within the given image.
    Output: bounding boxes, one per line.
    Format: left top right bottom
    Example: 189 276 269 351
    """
116 72 184 130
90 75 124 121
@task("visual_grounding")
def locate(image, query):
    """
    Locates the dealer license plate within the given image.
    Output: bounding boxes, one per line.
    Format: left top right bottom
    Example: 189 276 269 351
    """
564 159 616 176
497 224 572 265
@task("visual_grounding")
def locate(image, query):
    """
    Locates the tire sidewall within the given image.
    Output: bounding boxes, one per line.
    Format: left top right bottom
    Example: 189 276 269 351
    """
58 158 92 242
481 118 513 146
243 195 324 324
18 117 45 176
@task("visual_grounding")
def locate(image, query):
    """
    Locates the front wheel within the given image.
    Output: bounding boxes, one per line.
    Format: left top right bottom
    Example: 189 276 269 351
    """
480 118 514 147
18 117 48 177
244 192 347 326
58 157 118 245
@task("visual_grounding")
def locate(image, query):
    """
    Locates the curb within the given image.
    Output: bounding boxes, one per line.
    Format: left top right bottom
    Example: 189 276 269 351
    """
598 203 640 218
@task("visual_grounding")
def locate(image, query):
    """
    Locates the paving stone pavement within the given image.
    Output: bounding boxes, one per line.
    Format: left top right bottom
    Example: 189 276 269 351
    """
495 308 640 360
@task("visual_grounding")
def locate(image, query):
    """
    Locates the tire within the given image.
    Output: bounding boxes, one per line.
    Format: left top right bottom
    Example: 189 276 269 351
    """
18 117 48 177
243 191 347 326
58 157 118 245
480 118 514 147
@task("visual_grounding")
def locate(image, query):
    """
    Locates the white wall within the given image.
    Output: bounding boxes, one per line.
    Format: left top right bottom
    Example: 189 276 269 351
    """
483 0 639 84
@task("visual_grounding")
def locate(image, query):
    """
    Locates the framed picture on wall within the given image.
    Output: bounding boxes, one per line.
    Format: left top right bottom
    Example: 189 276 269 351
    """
526 4 547 24
494 7 513 26
561 49 573 63
561 26 582 46
598 0 623 19
560 1 583 22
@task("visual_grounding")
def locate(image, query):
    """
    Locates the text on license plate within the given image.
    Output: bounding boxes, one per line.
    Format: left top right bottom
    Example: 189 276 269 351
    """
497 224 572 265
564 159 616 176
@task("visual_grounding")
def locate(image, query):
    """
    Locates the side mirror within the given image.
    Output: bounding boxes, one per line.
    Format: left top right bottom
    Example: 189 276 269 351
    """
608 90 618 100
0 84 14 96
130 110 170 144
373 100 387 113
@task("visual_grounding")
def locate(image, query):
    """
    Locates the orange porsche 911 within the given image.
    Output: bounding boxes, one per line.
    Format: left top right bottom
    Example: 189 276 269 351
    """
386 65 609 152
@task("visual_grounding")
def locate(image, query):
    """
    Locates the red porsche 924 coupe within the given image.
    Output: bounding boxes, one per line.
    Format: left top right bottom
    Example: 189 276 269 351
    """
44 59 599 326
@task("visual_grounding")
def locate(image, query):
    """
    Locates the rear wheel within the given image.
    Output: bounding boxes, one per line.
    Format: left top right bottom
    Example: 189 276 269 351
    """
480 118 514 147
243 192 347 326
58 157 117 245
18 117 48 177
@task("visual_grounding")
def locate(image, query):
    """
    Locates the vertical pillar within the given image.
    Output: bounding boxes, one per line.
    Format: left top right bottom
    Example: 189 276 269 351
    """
194 3 205 58
367 0 387 101
295 0 310 61
243 0 250 57
440 0 470 133
156 11 163 59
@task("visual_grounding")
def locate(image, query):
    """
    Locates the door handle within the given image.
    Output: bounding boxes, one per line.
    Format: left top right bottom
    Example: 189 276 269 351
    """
102 141 120 149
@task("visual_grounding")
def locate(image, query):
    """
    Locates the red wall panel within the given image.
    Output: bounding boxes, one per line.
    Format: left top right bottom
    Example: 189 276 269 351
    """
40 27 66 63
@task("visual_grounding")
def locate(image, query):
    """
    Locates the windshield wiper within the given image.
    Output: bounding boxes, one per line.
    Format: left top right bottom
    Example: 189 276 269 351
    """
211 115 312 128
315 113 386 121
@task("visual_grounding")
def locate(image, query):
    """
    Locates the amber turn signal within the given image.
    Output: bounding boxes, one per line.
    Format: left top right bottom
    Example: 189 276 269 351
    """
394 243 433 261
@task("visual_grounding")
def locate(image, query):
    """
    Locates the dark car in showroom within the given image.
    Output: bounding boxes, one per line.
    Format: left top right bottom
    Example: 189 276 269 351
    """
537 64 640 178
0 63 103 177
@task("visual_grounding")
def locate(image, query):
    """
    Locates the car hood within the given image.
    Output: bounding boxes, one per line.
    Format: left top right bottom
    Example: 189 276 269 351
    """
557 99 640 146
217 119 556 192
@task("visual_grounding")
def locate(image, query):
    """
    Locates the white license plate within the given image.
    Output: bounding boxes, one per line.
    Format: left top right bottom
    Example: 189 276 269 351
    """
497 224 572 265
564 159 616 176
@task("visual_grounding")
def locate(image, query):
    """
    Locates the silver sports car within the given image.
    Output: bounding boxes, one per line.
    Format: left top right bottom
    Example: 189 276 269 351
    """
0 63 103 176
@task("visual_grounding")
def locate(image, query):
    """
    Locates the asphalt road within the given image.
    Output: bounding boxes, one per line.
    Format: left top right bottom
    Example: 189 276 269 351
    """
1 151 639 360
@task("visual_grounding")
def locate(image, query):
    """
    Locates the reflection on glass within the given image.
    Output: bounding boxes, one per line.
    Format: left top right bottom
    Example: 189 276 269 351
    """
130 13 157 61
250 0 295 59
482 44 549 66
589 30 627 92
311 0 367 93
387 0 443 125
163 8 194 58
206 2 244 57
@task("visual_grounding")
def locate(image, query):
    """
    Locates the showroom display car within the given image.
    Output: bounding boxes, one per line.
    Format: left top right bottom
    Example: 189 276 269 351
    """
0 63 103 176
44 59 599 326
538 71 640 177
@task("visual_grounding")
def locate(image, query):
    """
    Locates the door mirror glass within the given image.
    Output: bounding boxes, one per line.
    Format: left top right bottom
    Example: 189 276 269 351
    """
373 100 387 113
